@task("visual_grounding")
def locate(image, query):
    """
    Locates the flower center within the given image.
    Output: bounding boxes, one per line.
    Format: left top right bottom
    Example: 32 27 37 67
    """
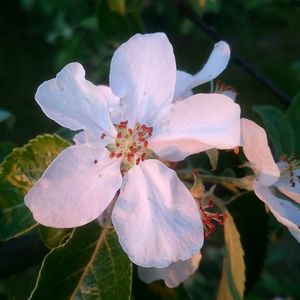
106 120 157 171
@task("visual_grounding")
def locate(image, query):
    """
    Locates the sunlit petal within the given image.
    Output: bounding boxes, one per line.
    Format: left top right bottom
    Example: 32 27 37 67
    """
254 182 300 242
25 145 122 228
241 118 280 186
112 160 203 267
35 63 116 137
150 93 240 161
138 253 202 288
110 33 176 126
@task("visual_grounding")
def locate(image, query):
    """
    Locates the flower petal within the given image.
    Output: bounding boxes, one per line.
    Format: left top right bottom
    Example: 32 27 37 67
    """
173 71 194 101
138 252 202 288
253 182 300 242
97 192 119 228
274 163 300 204
173 41 230 100
98 85 122 124
275 178 300 204
73 131 86 145
150 93 241 161
111 159 203 268
110 33 176 126
73 129 113 150
241 118 280 186
25 145 122 228
35 63 116 137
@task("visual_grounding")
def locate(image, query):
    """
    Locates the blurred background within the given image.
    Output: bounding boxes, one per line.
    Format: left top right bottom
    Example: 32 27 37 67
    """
0 0 300 299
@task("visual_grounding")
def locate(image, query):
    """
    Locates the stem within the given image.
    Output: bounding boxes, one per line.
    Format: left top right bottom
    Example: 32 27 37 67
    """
177 170 254 190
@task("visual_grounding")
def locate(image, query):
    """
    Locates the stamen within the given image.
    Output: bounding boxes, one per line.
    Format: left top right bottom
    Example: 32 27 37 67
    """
119 120 128 129
200 199 225 238
106 121 154 169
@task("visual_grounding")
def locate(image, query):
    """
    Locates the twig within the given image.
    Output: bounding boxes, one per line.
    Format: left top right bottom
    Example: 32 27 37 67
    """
171 0 292 104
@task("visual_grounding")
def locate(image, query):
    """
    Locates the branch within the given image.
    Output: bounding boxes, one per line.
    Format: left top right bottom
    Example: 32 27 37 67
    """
171 0 292 104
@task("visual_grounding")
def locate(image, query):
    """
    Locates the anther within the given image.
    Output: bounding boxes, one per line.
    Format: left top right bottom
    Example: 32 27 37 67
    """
119 120 128 128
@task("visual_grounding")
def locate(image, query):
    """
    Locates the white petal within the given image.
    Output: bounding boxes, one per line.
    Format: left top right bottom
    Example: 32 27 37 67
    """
173 71 194 101
110 33 176 126
275 178 300 204
138 252 201 288
73 129 113 149
36 63 116 137
97 192 119 228
241 118 280 186
253 182 300 243
73 131 86 145
112 159 203 268
173 41 230 100
275 163 300 204
150 93 241 161
98 85 122 124
25 145 122 228
289 228 300 242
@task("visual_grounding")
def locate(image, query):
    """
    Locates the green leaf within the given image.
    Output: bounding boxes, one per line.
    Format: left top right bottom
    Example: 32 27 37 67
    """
40 226 74 249
0 134 70 240
217 211 245 300
226 192 269 294
286 92 300 157
30 222 132 300
253 105 295 160
55 127 78 143
97 0 143 43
